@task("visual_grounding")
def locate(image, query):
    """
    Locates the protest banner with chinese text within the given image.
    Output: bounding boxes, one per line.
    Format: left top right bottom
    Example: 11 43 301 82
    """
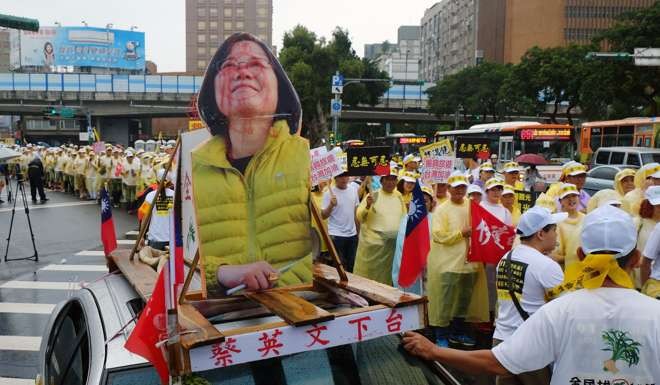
456 138 491 159
515 190 536 213
346 146 391 176
419 139 453 159
311 146 344 187
421 156 454 184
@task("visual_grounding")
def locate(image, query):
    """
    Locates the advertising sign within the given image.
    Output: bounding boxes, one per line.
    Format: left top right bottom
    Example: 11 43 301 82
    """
346 146 391 176
10 26 145 71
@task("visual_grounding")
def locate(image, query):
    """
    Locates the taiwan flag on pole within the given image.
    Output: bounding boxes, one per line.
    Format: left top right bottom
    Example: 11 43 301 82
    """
100 187 117 256
399 181 431 287
468 200 516 264
125 265 170 385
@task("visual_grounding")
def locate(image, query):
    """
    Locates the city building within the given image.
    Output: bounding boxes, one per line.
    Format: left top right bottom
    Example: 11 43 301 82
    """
420 0 655 82
185 0 273 73
366 26 421 82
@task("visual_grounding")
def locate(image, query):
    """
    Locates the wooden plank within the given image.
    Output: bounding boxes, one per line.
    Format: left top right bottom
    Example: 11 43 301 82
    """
109 249 157 300
314 263 426 308
244 290 335 326
178 303 225 350
309 199 348 281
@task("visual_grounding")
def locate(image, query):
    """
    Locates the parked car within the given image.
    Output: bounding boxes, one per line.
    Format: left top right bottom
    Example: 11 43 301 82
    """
591 147 660 169
583 165 631 196
38 273 456 385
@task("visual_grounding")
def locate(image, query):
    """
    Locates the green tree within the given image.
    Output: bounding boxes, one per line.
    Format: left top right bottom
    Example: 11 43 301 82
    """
594 2 660 116
279 26 390 146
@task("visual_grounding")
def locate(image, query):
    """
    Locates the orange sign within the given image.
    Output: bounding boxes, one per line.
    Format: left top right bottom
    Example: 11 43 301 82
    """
520 128 571 141
399 137 427 144
188 119 204 131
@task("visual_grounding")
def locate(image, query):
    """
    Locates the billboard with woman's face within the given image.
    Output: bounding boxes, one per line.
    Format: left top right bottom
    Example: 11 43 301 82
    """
191 33 312 298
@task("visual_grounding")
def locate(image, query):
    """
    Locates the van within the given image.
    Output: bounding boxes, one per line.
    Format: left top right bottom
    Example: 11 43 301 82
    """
591 147 660 169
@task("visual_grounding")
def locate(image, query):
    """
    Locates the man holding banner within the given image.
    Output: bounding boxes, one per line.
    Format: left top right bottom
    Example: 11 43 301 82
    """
321 172 360 272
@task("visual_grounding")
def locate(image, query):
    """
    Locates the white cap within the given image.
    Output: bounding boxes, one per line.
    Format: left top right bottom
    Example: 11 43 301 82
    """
581 205 637 258
562 161 587 176
516 206 568 237
447 171 468 187
559 183 580 199
502 185 515 196
403 154 418 164
651 170 660 179
400 172 417 183
467 184 482 195
125 150 134 157
645 185 660 205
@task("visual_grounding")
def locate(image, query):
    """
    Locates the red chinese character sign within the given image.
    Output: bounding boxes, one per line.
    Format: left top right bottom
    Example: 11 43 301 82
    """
421 156 454 184
190 33 313 298
188 304 424 372
310 146 344 187
468 200 515 264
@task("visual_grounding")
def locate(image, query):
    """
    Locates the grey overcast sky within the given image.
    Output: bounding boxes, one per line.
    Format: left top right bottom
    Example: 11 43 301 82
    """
2 0 433 72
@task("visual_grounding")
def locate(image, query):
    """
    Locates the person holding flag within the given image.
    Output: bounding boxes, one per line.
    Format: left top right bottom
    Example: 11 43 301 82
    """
492 206 566 385
392 183 434 294
100 186 117 256
427 171 489 348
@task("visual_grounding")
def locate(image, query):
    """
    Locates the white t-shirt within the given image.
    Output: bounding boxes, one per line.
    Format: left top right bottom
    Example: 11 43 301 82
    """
642 222 660 281
481 200 513 225
494 244 564 340
493 288 660 384
322 184 359 237
145 188 174 242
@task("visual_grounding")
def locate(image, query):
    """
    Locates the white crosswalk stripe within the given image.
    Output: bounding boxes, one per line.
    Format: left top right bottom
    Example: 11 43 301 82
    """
41 264 108 272
0 303 55 314
75 250 105 256
0 336 41 351
117 239 136 245
0 281 81 290
0 377 36 385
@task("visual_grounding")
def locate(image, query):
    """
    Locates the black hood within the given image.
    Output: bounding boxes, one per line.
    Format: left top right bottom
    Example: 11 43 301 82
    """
196 32 302 137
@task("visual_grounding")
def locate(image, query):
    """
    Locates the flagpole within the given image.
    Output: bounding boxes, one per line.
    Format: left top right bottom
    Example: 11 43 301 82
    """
131 136 181 261
465 197 471 261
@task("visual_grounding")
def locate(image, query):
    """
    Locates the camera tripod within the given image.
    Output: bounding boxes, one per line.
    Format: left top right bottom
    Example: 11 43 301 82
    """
4 177 38 262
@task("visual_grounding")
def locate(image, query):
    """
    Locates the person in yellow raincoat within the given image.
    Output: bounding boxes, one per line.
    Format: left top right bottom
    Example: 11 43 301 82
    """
434 182 449 206
501 162 525 191
501 185 521 226
397 171 417 206
353 170 406 285
552 183 585 269
427 171 489 348
138 153 157 193
622 163 660 218
587 168 636 213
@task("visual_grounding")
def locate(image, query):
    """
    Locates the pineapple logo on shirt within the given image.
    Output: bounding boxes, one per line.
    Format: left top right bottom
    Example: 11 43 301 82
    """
601 329 641 374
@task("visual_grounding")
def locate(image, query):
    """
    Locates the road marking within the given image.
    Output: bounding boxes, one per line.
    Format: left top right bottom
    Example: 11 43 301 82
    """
0 303 55 314
0 336 41 351
117 239 136 245
41 264 108 272
0 281 81 290
0 377 36 385
75 250 105 256
0 200 96 213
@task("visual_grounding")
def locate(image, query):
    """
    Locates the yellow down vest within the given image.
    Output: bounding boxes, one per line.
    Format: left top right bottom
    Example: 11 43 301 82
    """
191 120 313 293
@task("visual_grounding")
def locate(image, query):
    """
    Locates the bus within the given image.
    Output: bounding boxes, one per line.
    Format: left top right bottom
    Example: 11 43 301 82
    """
579 117 660 155
374 133 429 155
434 122 576 166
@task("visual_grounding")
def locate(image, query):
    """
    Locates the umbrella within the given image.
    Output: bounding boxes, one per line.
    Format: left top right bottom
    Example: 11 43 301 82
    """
515 153 548 165
0 146 21 163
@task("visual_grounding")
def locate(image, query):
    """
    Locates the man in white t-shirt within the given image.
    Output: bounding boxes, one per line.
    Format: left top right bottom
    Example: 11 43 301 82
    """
403 205 660 384
493 206 566 385
322 172 360 272
139 170 174 251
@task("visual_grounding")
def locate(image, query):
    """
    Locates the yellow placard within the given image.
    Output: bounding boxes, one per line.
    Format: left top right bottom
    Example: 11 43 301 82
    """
419 139 453 159
188 119 205 131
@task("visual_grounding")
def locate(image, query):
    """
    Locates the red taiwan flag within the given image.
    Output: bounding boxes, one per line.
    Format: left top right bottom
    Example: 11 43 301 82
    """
125 265 170 385
468 200 516 264
100 187 117 256
399 181 431 287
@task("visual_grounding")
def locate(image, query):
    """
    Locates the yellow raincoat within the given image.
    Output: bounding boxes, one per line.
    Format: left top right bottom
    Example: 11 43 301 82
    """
553 212 585 268
427 199 489 327
623 165 659 217
587 169 634 212
353 189 406 285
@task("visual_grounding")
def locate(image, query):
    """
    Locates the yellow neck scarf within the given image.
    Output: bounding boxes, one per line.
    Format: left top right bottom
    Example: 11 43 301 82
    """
547 254 633 300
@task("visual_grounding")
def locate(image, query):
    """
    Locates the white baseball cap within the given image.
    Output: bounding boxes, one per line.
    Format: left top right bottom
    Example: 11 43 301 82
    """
447 171 468 187
516 206 568 237
125 150 134 157
645 185 660 206
467 184 482 195
581 205 637 258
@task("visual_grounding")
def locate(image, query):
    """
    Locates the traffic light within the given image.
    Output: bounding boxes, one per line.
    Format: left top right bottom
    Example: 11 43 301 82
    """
0 14 39 32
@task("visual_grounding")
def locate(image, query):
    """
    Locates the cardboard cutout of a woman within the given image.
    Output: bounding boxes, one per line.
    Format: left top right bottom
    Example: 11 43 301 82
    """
193 33 312 297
